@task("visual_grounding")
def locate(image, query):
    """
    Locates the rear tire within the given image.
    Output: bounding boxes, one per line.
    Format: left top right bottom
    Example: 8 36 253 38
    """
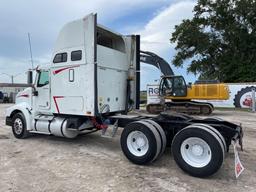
205 117 223 121
12 112 29 139
144 119 167 156
187 123 227 153
172 125 224 177
120 121 161 165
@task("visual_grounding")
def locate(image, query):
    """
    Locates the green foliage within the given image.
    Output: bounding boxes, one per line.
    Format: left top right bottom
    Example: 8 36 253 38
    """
171 0 256 82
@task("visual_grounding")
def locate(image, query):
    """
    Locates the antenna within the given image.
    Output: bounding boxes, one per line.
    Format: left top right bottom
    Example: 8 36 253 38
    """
28 33 34 69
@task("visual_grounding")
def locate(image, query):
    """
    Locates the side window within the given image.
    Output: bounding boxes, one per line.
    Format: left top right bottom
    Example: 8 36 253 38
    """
160 78 172 96
53 53 67 63
71 50 82 61
37 71 49 87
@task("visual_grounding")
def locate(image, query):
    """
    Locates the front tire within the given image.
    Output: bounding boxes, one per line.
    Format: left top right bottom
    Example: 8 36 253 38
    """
12 113 29 139
172 125 224 177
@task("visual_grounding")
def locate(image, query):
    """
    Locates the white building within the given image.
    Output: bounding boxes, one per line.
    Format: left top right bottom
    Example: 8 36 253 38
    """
0 83 30 103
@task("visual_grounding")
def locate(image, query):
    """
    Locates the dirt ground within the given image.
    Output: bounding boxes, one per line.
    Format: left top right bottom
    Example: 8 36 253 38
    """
0 104 256 192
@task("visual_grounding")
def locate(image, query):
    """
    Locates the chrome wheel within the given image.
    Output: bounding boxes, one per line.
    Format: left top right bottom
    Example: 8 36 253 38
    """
14 118 23 135
180 137 212 168
127 131 149 157
12 113 29 139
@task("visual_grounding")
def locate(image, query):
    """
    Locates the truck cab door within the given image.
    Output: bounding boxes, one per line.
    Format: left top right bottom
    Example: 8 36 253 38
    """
34 70 50 111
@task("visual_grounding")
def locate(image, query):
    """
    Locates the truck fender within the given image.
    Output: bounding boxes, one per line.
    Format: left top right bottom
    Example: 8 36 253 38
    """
5 102 33 131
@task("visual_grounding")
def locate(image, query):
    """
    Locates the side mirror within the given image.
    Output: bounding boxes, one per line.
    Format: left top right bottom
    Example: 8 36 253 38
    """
31 84 38 96
27 70 33 84
187 82 192 88
33 90 38 96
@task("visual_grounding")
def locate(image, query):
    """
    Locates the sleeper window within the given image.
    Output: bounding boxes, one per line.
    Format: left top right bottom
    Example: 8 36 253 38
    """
71 50 82 61
53 53 67 63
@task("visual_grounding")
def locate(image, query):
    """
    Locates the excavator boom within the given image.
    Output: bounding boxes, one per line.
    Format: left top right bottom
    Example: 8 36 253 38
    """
140 51 174 76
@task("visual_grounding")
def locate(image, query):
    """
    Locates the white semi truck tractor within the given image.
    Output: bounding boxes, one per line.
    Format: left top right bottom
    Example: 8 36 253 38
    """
5 13 243 178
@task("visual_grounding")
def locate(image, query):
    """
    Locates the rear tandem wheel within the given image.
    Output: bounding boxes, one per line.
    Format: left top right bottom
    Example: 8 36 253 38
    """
171 124 225 177
120 120 166 165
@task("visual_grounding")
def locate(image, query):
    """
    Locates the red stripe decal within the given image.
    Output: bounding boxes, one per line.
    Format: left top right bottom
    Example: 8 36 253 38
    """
53 96 64 113
17 94 29 98
53 65 80 75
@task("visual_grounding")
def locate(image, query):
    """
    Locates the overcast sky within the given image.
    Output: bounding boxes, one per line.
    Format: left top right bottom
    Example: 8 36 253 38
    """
0 0 197 89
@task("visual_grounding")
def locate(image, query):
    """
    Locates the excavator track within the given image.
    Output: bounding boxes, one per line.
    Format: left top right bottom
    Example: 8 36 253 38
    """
146 101 214 115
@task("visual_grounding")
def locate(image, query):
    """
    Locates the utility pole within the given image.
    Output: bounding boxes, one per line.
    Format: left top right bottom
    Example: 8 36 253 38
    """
0 73 22 84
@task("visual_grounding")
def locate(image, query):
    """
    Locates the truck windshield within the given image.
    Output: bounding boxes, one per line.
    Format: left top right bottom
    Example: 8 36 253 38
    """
37 71 49 87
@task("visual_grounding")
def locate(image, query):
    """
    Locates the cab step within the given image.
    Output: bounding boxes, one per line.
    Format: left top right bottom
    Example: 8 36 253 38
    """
101 120 119 138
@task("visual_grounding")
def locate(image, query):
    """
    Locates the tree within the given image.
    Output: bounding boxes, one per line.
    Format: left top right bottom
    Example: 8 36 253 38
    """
171 0 256 82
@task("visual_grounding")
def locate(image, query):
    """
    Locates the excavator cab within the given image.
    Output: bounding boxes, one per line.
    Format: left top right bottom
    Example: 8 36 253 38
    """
159 76 187 97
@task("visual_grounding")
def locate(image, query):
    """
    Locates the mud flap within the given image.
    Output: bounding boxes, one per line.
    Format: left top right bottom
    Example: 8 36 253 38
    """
232 141 245 178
